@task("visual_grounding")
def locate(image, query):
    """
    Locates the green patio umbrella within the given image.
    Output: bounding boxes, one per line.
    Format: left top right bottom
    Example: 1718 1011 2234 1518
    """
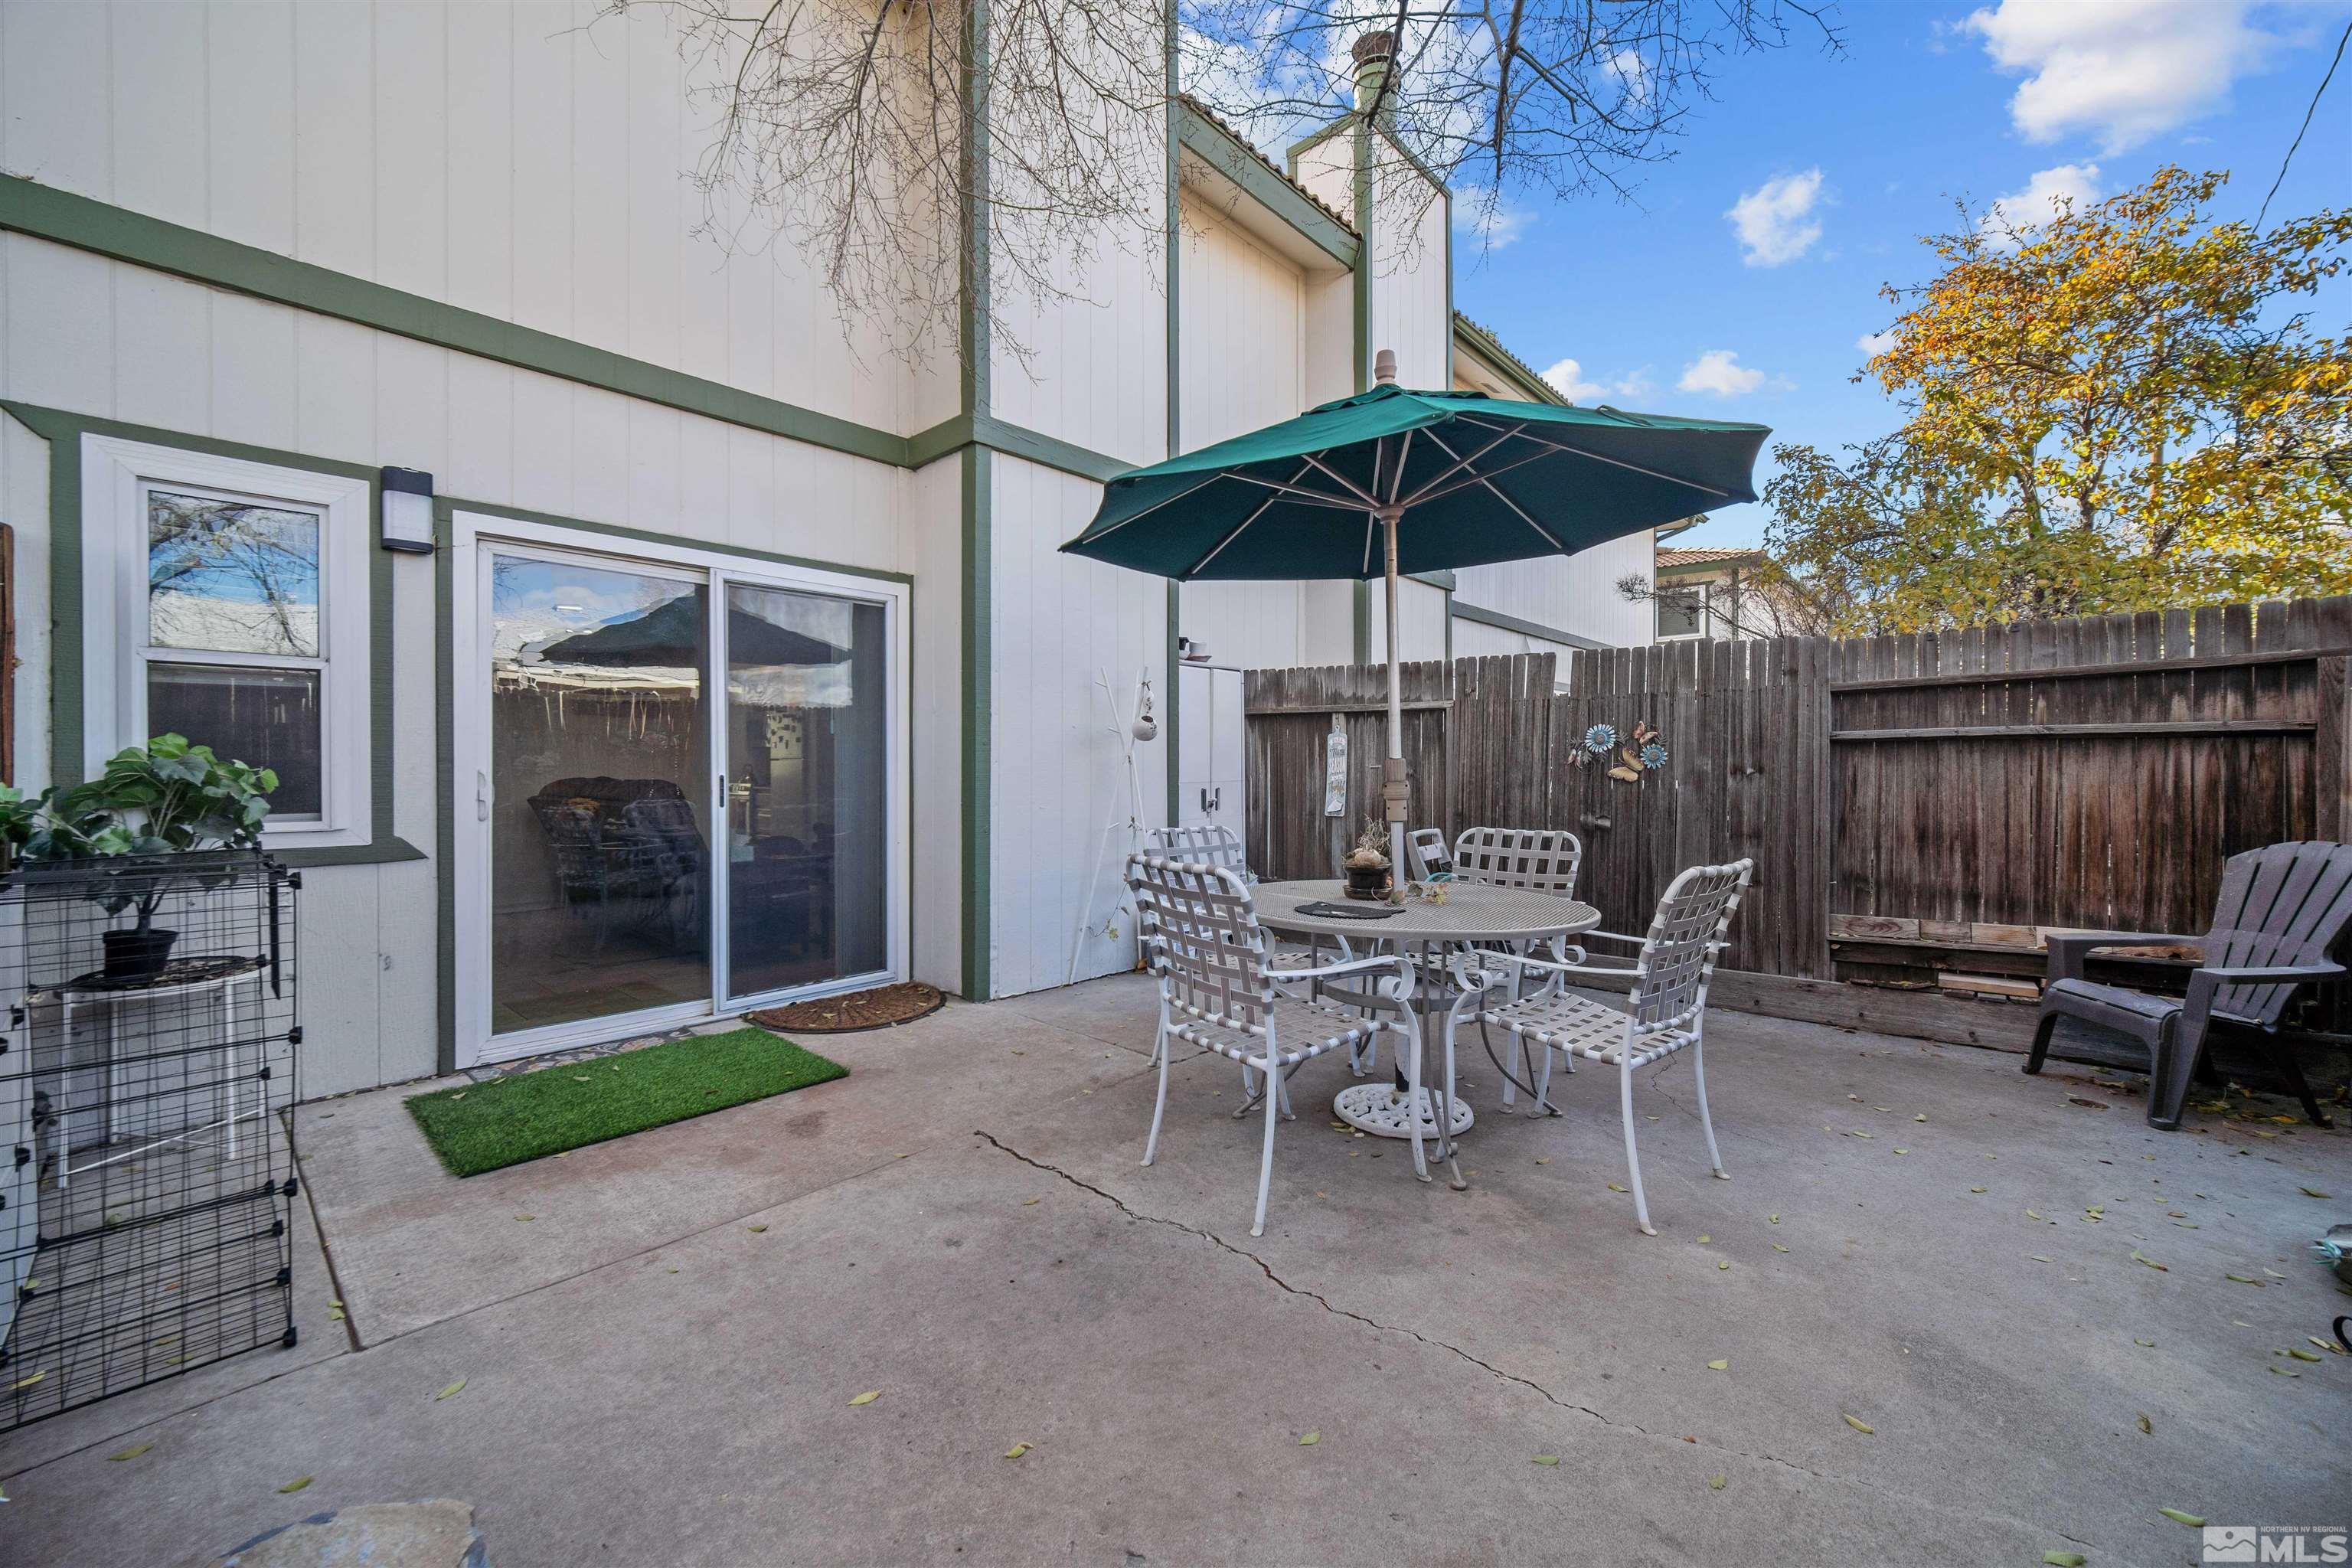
1060 354 1769 871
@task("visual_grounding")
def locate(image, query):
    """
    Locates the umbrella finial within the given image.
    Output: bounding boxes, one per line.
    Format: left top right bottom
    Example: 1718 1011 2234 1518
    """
1374 348 1398 385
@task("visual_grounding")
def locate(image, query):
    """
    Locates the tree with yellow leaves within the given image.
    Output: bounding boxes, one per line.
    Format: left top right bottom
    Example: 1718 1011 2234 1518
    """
1766 167 2352 634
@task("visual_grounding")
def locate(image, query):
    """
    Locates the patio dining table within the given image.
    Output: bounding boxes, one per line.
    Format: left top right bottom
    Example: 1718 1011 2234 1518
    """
1253 878 1601 1183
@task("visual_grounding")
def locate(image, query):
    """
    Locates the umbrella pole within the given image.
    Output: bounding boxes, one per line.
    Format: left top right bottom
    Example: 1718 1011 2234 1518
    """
1380 505 1406 880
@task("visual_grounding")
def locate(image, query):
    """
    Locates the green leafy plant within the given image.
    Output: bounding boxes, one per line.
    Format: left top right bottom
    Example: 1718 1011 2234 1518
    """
0 735 277 930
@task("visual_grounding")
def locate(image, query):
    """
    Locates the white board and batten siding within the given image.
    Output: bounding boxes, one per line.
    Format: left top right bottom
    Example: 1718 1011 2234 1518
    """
0 0 954 1092
1452 531 1658 656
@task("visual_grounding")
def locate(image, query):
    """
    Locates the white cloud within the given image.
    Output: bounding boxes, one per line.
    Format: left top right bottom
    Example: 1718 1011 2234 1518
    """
1725 168 1826 267
1453 188 1534 250
1542 359 1608 401
1606 47 1650 105
1677 350 1770 397
1540 359 1654 404
1982 163 2102 246
1857 330 1900 357
1965 0 2269 152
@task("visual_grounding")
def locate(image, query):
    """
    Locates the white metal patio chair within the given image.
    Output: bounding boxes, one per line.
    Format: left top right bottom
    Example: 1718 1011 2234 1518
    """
1127 853 1419 1236
1145 823 1367 1097
1446 859 1754 1235
1449 827 1617 1106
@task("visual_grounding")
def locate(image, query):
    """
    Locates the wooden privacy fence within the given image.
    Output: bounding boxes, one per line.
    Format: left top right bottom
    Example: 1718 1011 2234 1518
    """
1243 594 2352 1068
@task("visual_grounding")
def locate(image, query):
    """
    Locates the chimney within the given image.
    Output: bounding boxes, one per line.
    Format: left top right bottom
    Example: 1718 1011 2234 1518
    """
1351 31 1396 115
1374 348 1398 384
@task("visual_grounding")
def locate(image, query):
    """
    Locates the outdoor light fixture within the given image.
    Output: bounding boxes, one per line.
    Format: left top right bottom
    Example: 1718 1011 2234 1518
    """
379 466 435 554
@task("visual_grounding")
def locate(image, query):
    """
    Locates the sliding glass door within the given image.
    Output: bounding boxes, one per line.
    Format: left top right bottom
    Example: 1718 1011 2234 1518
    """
453 522 906 1066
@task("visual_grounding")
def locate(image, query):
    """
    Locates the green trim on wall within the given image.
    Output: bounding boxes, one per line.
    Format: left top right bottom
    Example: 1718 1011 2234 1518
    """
2 401 421 865
0 176 906 470
1 177 1127 492
433 501 457 1074
1165 18 1185 823
1174 103 1358 268
961 445 993 1001
1442 589 1455 662
1448 598 1606 652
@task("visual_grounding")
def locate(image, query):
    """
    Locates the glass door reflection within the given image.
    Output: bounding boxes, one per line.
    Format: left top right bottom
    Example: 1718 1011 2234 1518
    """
721 583 888 1000
487 554 710 1037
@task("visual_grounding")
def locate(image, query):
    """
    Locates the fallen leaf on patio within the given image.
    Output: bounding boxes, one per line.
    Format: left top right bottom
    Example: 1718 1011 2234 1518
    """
1004 1442 1031 1459
329 1307 346 1322
848 1390 881 1406
2066 1096 2109 1109
1893 1148 1909 1155
2288 1348 2322 1362
1530 1454 1560 1465
1298 1432 1319 1446
435 1379 467 1401
2135 1338 2155 1348
1534 1158 1549 1165
1708 1475 1726 1490
1848 1095 1861 1102
2042 1553 2086 1567
2132 1251 2167 1272
2271 1365 2301 1377
11 1370 44 1390
2027 1210 2047 1221
1772 1243 1789 1252
1970 1187 1988 1194
2302 1187 2332 1198
1849 1130 1873 1139
1717 1260 1730 1270
2138 1413 2153 1434
1707 1359 1728 1370
279 1477 313 1494
1697 1235 1710 1244
2263 1268 2287 1279
2225 1274 2262 1285
2311 1337 2343 1354
2159 1509 2206 1528
1022 1198 1040 1207
572 1075 589 1082
747 1224 768 1233
1914 1114 1927 1122
514 1214 535 1223
1842 1415 1873 1434
107 1443 152 1462
2032 1255 2053 1263
1608 1183 1628 1193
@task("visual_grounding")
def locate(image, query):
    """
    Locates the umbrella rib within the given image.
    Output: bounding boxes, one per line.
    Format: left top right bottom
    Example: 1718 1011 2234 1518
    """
1452 413 1745 500
1395 423 1524 508
1071 471 1231 545
1418 428 1573 554
1224 473 1365 510
1400 444 1571 510
1297 452 1383 509
1187 459 1317 577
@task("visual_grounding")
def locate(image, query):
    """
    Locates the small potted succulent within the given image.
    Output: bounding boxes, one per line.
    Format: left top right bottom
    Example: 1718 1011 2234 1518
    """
1341 816 1393 901
0 735 278 980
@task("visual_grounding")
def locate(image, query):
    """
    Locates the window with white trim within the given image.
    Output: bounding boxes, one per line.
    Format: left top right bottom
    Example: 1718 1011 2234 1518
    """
81 435 374 848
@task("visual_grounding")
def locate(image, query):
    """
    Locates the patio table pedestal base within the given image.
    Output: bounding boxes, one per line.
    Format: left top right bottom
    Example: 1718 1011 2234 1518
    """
1332 1082 1473 1141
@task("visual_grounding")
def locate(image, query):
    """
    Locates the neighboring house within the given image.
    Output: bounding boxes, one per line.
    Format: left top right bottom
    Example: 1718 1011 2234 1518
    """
0 5 1654 1097
1653 546 1772 640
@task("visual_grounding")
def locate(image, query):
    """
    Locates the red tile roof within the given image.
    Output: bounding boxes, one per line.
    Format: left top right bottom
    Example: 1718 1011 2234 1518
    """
1657 547 1765 569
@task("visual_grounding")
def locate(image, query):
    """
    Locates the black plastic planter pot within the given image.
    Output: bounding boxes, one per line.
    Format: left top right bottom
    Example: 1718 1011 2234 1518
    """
100 926 178 980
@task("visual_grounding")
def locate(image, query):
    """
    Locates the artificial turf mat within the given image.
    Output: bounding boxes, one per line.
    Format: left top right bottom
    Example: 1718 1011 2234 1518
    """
405 1026 848 1177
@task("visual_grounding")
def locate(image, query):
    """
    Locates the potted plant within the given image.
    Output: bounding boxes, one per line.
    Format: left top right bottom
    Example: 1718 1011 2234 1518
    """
1341 816 1393 901
0 735 278 980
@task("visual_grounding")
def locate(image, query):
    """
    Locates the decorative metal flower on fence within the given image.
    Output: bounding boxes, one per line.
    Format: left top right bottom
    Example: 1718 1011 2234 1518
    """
1583 724 1619 755
1581 720 1668 785
1640 742 1669 769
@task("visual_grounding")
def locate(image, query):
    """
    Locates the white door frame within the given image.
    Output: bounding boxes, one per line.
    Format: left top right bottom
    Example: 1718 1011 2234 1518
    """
449 511 912 1069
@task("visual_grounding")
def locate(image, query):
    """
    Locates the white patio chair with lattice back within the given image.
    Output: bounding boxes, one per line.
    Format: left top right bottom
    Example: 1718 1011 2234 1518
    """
1445 860 1754 1235
1448 827 1607 1106
1127 853 1419 1236
1145 824 1367 1098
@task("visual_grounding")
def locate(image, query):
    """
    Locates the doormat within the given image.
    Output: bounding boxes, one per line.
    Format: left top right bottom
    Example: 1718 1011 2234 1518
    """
406 1027 848 1177
746 981 946 1034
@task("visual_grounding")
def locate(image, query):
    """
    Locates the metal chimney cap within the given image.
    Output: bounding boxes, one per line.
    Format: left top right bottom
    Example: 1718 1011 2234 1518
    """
1374 348 1399 384
1351 30 1396 64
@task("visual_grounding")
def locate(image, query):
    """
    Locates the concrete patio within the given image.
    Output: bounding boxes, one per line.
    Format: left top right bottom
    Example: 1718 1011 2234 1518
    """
2 972 2345 1567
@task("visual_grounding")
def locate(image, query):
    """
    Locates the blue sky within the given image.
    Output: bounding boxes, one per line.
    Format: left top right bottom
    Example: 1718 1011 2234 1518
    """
1449 0 2352 549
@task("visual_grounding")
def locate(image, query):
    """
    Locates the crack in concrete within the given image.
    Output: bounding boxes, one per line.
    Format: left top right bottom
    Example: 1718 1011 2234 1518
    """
972 1127 2116 1556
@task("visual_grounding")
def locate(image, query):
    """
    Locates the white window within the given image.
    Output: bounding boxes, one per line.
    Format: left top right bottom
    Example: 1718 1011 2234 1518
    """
1656 579 1707 639
80 435 374 849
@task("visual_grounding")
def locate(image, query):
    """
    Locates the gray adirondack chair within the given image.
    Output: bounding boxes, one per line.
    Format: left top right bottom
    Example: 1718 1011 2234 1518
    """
2027 841 2352 1129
